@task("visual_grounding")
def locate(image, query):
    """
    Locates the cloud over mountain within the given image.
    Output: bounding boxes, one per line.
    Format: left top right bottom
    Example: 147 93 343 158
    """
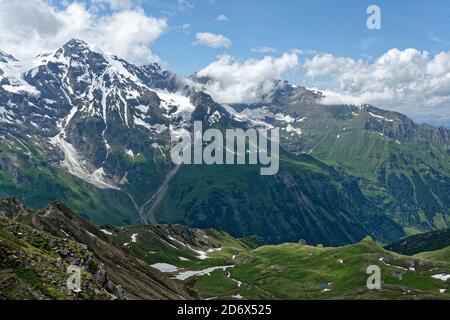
196 52 299 104
0 0 167 64
303 49 450 113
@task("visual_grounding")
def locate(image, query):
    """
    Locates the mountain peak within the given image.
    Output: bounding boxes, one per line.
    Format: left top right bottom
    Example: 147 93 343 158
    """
63 38 90 50
56 39 92 59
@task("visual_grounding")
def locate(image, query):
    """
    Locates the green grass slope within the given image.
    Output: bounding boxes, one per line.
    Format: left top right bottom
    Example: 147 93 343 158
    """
124 233 450 300
415 246 450 263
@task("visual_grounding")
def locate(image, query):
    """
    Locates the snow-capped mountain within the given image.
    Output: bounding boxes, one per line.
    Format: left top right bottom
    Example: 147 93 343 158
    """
1 39 449 246
0 39 314 191
1 40 202 190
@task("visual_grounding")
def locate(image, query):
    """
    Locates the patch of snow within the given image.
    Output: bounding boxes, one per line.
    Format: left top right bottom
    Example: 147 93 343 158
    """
105 55 142 84
193 249 208 260
174 265 235 281
168 235 187 247
153 233 178 249
50 104 119 190
275 113 295 123
179 257 190 261
126 149 134 159
136 105 149 113
439 289 447 293
231 278 242 288
232 294 243 299
0 57 40 95
133 116 151 130
151 263 179 273
2 83 39 95
368 112 395 122
284 124 302 136
60 229 70 238
100 229 113 236
50 135 119 190
223 105 274 128
156 90 195 120
379 257 408 271
431 274 450 281
86 231 97 238
131 233 138 243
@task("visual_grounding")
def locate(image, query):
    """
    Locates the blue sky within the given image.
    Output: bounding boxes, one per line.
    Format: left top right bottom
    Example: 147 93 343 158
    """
143 0 450 76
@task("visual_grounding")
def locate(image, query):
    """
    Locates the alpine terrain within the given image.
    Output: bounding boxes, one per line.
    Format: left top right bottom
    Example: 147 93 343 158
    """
0 39 449 248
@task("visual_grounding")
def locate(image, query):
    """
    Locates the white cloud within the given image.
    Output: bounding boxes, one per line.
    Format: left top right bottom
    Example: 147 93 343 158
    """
215 14 229 22
194 32 232 49
251 47 277 53
303 49 450 112
196 52 299 104
293 49 318 55
0 0 167 64
93 0 135 10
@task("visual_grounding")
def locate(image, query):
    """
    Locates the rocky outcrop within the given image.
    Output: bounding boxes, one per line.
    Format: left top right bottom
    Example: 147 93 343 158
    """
0 214 112 300
0 197 32 218
0 198 195 300
25 201 193 300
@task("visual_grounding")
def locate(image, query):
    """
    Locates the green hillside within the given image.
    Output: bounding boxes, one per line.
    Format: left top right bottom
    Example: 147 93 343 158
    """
118 227 450 300
415 246 450 263
154 151 403 245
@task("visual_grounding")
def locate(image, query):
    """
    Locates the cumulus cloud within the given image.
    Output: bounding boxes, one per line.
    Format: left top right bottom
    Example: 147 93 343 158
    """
196 52 299 104
215 14 229 22
0 0 167 64
194 32 232 49
303 49 450 112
